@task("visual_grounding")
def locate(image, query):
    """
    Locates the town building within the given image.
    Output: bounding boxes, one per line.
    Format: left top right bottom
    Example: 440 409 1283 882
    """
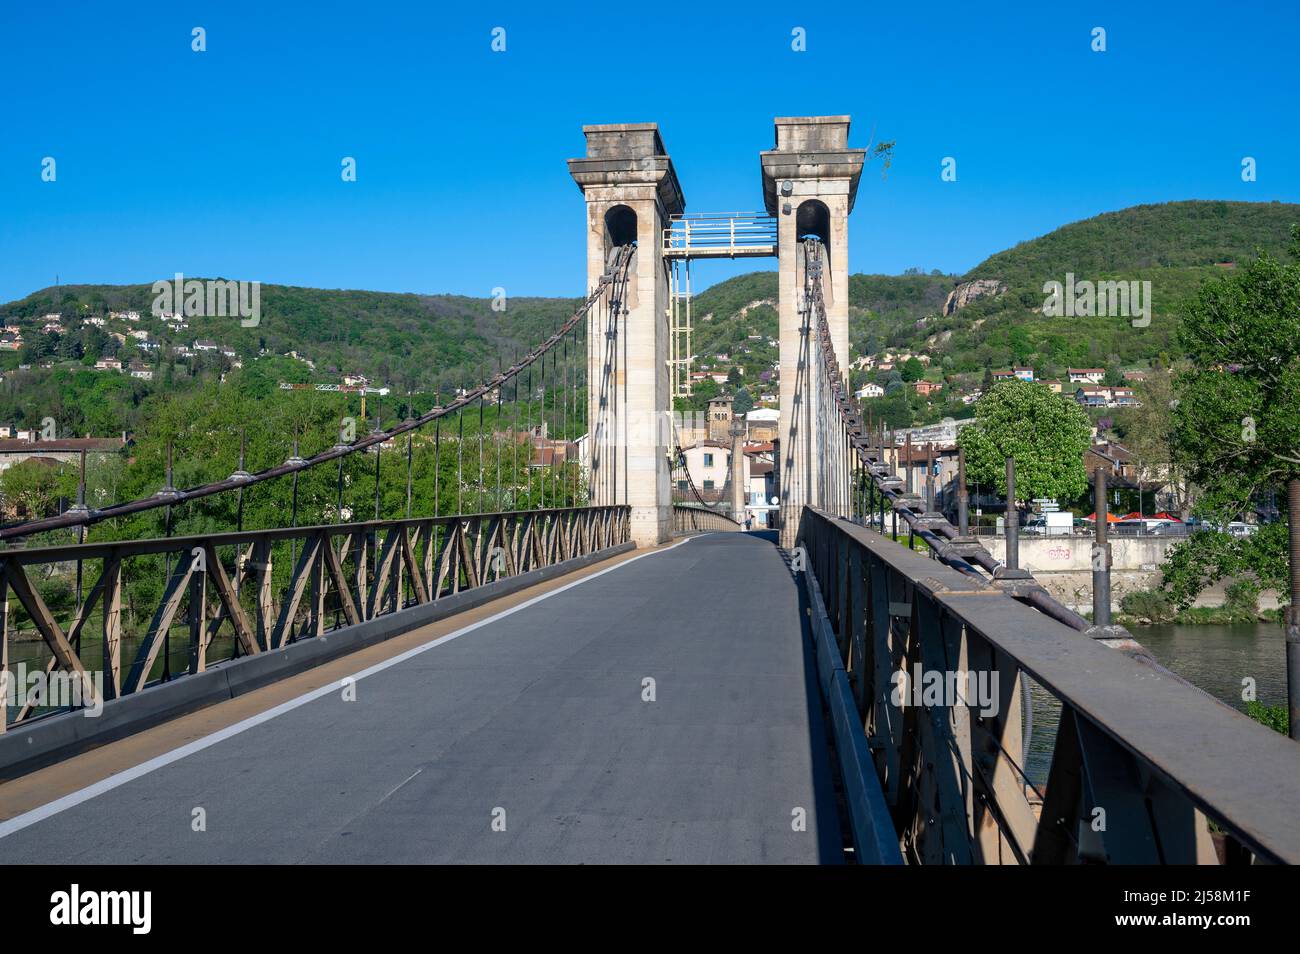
706 395 735 442
744 407 779 443
0 435 129 473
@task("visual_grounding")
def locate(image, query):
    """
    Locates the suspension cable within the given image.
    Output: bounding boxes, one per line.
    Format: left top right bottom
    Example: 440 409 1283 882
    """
0 246 636 542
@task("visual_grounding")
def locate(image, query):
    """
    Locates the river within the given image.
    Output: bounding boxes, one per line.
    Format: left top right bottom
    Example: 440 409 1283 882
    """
1024 622 1288 785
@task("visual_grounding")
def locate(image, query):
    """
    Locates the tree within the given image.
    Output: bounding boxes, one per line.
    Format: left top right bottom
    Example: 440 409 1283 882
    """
1161 523 1287 611
900 357 924 382
0 459 73 520
1172 229 1300 516
958 379 1092 502
693 378 720 404
1122 368 1195 518
733 388 754 415
1170 226 1300 737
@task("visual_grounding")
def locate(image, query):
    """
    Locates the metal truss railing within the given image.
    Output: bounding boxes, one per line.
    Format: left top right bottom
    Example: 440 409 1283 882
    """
790 239 1300 868
671 504 742 536
0 506 629 730
797 508 1300 865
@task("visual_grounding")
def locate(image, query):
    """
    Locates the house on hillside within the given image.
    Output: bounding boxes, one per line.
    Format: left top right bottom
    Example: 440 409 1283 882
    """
1068 368 1106 384
1075 386 1110 407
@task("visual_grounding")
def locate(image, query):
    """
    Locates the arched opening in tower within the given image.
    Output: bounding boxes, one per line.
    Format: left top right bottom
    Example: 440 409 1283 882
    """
795 199 833 305
604 205 638 248
795 199 830 246
602 204 639 307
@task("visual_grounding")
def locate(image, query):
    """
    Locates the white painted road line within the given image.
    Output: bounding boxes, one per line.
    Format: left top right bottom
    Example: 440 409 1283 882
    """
0 537 695 840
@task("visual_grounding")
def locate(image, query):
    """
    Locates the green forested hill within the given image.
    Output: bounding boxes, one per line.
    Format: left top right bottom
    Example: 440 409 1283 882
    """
3 199 1297 439
689 200 1300 381
0 282 583 391
925 200 1300 377
966 200 1300 283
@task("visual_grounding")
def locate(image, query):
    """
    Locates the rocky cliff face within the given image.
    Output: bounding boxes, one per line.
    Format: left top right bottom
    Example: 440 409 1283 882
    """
942 279 1004 316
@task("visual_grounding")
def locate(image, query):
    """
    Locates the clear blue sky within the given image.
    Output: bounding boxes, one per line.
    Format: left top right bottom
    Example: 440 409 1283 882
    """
1 1 1296 303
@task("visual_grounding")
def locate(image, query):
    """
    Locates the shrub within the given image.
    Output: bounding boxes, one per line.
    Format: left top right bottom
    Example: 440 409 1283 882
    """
1223 580 1260 620
1120 588 1176 623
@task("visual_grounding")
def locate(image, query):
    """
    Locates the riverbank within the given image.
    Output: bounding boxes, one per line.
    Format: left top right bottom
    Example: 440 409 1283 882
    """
1114 606 1285 627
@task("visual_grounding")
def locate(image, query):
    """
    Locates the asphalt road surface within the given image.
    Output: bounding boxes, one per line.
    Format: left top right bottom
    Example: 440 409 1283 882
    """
0 533 844 864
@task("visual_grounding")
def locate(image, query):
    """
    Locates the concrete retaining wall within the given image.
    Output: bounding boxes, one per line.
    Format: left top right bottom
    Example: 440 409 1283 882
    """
983 536 1280 612
982 535 1171 610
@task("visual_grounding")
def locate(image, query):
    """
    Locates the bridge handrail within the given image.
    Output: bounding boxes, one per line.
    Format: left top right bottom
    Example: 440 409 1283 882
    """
798 507 1300 864
663 212 778 256
0 505 631 731
671 503 742 535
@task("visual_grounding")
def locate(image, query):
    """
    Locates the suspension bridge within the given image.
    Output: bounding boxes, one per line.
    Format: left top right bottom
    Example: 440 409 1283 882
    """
0 118 1296 865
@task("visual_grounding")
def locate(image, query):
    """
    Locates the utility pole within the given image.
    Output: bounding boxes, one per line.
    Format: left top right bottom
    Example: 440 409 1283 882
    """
957 446 969 536
1093 467 1112 627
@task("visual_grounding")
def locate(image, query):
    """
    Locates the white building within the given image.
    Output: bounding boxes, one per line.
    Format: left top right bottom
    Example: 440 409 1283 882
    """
678 441 732 495
1067 368 1105 384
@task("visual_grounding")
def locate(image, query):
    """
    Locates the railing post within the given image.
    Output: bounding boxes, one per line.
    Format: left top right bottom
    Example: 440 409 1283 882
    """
188 556 207 674
103 555 123 699
1093 467 1112 627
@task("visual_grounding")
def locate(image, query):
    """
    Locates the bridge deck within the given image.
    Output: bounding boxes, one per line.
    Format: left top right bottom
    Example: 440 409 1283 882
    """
0 534 844 864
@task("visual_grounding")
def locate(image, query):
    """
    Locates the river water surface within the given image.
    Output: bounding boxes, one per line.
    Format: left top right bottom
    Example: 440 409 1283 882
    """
1024 622 1287 784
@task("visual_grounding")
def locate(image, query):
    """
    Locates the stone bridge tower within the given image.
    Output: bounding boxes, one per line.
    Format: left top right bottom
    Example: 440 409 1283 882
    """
760 116 864 542
569 124 685 547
